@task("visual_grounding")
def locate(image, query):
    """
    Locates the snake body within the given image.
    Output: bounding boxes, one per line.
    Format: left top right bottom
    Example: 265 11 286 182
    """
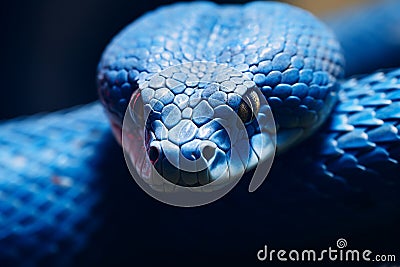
1 1 400 266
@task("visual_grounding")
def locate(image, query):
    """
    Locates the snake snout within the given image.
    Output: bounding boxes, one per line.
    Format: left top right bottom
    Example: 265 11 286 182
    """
121 62 276 190
146 131 228 186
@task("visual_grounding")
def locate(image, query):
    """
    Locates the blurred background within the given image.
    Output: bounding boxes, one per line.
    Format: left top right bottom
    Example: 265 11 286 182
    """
0 0 377 120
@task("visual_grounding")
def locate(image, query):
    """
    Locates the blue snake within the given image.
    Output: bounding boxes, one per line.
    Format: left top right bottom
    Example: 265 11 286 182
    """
1 1 400 266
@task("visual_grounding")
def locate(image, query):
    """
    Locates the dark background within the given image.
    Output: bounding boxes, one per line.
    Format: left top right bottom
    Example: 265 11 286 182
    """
0 0 369 120
0 0 174 119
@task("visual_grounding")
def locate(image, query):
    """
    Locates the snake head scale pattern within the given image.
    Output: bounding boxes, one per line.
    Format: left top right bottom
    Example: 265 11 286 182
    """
97 2 344 187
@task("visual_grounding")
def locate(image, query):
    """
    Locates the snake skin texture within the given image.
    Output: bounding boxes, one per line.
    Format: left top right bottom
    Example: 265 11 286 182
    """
315 69 400 182
275 68 400 201
97 1 343 134
0 104 112 266
0 1 400 266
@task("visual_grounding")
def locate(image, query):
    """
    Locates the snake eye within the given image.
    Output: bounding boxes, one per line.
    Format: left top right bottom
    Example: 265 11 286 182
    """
237 90 260 124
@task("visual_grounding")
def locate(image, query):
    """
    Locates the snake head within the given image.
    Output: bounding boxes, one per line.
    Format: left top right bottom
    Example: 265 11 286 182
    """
121 62 276 189
96 1 344 204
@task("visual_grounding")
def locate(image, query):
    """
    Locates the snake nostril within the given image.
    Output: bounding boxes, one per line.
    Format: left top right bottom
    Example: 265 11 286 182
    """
148 146 160 163
202 145 216 162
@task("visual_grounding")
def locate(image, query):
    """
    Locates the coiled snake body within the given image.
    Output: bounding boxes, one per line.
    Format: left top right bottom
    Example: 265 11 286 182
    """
0 1 399 266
